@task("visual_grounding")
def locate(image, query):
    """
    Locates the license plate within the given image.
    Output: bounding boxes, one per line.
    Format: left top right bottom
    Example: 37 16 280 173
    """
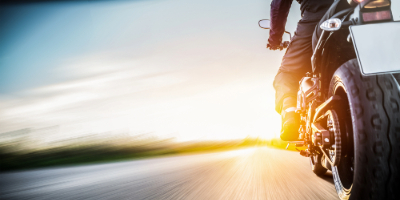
349 22 400 75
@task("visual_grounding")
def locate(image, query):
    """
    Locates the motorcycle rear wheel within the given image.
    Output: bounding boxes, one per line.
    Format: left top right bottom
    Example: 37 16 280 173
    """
328 59 400 200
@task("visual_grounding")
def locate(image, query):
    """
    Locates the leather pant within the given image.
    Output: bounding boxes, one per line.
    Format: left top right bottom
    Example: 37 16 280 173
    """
273 10 325 114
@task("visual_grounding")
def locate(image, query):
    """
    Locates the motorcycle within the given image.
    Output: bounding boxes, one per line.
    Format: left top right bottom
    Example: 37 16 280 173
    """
259 0 400 199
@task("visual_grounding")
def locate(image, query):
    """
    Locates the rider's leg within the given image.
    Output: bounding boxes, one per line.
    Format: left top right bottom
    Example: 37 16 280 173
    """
274 71 303 141
273 17 321 141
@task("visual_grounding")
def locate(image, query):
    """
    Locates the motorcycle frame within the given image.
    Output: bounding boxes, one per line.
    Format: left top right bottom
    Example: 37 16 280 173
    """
296 0 394 163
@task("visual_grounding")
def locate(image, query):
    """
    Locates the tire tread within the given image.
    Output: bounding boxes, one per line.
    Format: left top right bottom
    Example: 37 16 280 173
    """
329 59 397 200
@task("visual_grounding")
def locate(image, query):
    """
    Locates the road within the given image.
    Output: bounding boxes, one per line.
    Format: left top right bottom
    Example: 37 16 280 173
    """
1 147 338 200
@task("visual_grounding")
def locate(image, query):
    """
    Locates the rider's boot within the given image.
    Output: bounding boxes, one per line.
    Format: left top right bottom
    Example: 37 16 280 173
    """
280 97 300 141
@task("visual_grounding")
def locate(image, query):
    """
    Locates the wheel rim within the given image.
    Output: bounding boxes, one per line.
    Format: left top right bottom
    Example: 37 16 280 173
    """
332 88 354 191
327 110 341 166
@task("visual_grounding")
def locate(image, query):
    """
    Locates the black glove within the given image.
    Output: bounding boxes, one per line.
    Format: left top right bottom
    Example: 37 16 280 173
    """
267 41 290 51
267 42 284 51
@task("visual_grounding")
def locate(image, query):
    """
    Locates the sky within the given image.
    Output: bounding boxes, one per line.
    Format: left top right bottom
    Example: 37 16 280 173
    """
0 0 399 143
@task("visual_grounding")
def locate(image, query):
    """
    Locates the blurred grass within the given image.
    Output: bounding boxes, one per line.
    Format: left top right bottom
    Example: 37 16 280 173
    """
0 137 303 172
0 137 270 171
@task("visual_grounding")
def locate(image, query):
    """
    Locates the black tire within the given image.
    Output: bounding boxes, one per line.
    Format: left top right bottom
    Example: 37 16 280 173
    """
328 59 400 200
310 153 328 176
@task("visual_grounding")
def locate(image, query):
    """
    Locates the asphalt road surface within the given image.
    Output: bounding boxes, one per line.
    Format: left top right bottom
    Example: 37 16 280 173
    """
1 147 338 200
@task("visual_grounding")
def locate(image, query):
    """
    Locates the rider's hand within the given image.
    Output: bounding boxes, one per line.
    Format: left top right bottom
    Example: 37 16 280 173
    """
267 42 284 51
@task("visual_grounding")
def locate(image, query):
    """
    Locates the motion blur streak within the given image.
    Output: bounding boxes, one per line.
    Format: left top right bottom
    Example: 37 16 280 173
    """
1 0 400 199
1 0 399 149
0 0 291 150
0 147 337 200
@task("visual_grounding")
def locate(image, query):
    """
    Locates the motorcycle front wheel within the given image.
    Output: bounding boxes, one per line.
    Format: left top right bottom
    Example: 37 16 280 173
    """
328 59 400 200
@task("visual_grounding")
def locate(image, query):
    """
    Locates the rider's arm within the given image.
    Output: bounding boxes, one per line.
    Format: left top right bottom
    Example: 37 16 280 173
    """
268 0 293 47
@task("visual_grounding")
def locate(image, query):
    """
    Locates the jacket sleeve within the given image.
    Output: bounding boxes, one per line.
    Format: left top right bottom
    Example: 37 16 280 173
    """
268 0 293 46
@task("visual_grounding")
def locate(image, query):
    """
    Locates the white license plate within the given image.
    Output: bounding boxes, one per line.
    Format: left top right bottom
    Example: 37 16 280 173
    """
349 22 400 75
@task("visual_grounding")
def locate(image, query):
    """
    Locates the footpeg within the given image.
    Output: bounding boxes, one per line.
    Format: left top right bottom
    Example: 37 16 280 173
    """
286 141 305 149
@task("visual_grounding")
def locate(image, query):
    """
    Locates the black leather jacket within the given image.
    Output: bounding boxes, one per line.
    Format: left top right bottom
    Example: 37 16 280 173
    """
268 0 333 46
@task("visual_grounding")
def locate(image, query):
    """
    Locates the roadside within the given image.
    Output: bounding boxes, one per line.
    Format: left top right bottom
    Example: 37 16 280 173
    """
1 136 300 172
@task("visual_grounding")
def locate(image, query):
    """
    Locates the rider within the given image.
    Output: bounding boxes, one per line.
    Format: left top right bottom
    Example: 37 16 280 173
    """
268 0 334 141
